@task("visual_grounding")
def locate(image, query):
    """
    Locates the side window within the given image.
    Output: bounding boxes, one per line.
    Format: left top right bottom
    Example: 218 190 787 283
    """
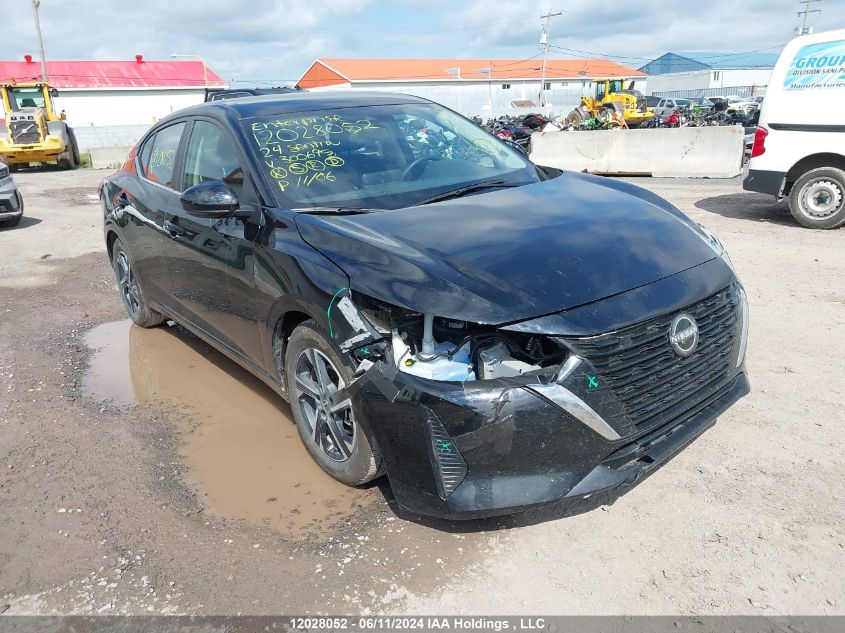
596 83 607 100
144 122 185 189
138 134 154 175
181 120 255 203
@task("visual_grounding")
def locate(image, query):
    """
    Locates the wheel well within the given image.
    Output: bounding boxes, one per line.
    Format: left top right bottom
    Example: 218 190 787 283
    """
106 230 118 262
785 153 845 195
272 310 312 395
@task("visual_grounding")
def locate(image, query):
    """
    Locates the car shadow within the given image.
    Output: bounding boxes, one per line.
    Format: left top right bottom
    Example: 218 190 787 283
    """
0 216 41 231
695 191 796 227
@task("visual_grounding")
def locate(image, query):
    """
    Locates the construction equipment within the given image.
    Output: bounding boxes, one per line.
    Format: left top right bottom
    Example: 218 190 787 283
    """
0 82 79 170
565 79 654 129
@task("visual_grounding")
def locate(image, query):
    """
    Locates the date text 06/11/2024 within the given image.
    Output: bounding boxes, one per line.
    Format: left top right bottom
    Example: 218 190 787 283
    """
288 617 548 631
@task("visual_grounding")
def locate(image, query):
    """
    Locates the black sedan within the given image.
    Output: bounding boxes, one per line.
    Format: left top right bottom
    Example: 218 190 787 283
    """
101 92 749 519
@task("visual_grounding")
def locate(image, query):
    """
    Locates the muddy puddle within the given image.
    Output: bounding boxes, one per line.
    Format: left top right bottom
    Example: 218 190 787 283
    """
83 320 376 537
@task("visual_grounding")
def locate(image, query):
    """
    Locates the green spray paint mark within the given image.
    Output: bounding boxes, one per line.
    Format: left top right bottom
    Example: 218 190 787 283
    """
326 286 349 339
435 439 454 454
587 375 599 389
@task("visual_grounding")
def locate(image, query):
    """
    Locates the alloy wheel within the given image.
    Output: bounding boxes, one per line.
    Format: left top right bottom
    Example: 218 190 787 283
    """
294 348 355 462
115 251 141 319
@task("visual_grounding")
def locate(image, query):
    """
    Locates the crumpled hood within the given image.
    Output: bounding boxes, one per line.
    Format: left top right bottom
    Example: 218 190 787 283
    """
295 172 718 324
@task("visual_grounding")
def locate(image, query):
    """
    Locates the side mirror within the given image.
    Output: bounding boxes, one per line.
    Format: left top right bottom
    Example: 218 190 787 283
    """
49 88 59 98
180 180 240 218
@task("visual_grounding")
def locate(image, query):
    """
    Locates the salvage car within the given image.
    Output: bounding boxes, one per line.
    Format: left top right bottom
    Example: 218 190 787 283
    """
100 92 750 519
0 161 23 226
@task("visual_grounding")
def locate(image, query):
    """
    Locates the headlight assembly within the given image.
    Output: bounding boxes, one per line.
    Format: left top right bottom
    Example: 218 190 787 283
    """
698 224 736 274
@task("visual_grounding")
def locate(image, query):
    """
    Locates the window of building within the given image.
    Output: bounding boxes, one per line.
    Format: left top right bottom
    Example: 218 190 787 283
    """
501 83 511 90
713 71 720 81
543 82 551 91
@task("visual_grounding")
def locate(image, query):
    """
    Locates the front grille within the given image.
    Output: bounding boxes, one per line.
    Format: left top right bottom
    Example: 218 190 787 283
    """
567 286 737 436
10 120 40 145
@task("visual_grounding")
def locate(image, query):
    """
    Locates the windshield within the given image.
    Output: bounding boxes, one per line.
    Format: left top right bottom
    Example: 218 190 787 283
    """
243 103 538 210
9 88 46 110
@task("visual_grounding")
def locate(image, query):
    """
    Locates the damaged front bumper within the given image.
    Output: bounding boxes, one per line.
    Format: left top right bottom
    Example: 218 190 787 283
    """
340 279 750 520
345 357 749 520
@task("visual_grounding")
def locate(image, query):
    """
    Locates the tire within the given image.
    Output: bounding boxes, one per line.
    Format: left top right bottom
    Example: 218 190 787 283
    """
68 128 80 166
111 238 167 327
57 126 77 170
285 320 382 486
566 109 583 127
788 167 845 229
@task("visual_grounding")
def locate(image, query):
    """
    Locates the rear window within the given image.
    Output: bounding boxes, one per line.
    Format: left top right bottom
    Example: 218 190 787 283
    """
141 123 185 189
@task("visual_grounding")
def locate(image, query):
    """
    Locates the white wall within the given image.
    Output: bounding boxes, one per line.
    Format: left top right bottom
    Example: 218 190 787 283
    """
52 88 208 127
646 71 712 94
646 68 773 95
710 68 772 91
329 78 646 118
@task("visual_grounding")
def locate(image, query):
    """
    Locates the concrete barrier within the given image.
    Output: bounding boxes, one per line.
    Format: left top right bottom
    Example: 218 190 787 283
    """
89 146 132 170
530 126 746 178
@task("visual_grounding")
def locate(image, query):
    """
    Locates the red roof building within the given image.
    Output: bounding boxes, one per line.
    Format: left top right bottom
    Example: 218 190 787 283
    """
0 56 225 89
296 58 647 116
0 56 227 132
298 58 645 89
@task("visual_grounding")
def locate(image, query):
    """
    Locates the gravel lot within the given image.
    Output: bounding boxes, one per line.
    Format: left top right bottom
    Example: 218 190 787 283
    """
0 168 843 615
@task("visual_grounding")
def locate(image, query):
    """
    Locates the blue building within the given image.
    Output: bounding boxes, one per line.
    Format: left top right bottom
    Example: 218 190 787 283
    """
639 51 780 98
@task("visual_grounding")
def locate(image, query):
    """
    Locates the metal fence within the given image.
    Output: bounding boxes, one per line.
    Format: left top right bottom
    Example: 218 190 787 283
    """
652 85 767 99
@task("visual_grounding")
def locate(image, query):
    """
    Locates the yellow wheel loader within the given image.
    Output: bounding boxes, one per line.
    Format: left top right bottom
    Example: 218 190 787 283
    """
565 79 654 129
0 82 79 170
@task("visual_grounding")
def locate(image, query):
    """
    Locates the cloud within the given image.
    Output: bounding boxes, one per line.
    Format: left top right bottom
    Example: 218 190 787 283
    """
2 0 843 86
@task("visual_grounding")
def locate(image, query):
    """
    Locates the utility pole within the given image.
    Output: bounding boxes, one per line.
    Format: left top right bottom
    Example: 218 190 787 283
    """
31 0 48 82
539 9 561 107
796 0 822 36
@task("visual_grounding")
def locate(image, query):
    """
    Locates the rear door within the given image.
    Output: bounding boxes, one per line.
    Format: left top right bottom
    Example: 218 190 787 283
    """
163 117 263 365
114 121 187 306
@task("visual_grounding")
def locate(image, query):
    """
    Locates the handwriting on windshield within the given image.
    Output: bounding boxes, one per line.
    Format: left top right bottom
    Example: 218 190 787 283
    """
250 114 380 192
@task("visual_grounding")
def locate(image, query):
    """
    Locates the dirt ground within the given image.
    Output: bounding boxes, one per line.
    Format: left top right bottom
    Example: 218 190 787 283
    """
0 168 843 616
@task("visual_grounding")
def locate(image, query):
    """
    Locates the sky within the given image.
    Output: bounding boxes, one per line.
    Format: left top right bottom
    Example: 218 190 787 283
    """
2 0 844 86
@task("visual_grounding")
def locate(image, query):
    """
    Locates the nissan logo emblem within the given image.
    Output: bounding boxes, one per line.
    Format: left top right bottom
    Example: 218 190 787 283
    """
669 313 699 357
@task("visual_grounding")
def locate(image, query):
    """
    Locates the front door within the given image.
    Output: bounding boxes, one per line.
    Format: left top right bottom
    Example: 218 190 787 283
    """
163 118 263 365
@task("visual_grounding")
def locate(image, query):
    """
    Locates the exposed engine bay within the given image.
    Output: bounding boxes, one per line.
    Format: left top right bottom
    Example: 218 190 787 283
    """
348 295 569 382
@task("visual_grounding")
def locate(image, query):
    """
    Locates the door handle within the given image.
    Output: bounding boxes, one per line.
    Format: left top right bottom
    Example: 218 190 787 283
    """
164 220 185 236
116 191 130 208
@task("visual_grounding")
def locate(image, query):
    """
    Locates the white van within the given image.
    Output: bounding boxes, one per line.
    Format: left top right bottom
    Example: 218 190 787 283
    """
744 28 845 229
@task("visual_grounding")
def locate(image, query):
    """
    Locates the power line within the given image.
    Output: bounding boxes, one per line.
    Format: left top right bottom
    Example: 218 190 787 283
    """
796 0 822 36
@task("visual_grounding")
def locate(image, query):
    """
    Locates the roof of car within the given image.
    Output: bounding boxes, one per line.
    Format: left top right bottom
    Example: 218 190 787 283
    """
176 90 432 120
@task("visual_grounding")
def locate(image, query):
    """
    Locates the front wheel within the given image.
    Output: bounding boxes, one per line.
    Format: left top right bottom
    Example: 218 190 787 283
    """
111 238 167 327
788 167 845 229
285 320 382 485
